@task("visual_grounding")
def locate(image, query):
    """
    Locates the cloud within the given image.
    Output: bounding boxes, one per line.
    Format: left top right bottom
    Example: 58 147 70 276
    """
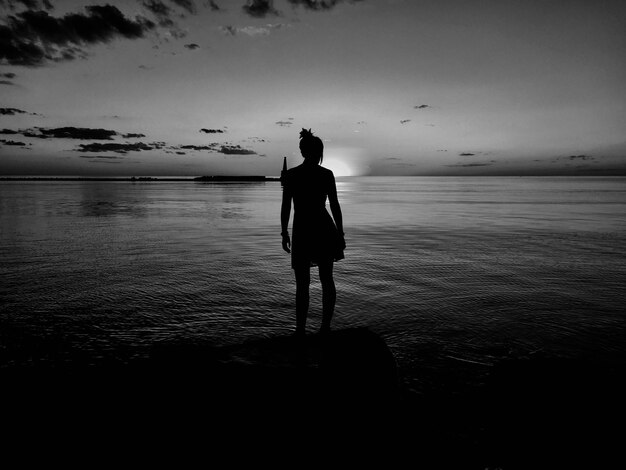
179 144 219 150
1 72 16 78
75 142 154 153
242 0 279 17
568 154 594 161
0 5 155 66
24 127 119 139
219 23 287 37
414 104 430 109
8 0 54 11
459 152 475 156
142 0 174 27
446 162 493 167
207 1 221 11
1 138 28 146
286 0 364 11
200 128 224 133
0 128 19 134
122 133 146 138
184 42 199 49
400 119 411 124
0 107 28 115
2 0 54 11
171 0 197 15
218 144 256 155
0 80 15 85
275 120 292 127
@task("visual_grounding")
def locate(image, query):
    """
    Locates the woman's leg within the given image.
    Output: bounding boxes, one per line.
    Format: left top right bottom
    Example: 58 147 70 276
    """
318 261 336 333
294 265 310 334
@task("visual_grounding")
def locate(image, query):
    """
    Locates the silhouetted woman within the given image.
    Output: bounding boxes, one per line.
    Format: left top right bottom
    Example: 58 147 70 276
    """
281 128 346 336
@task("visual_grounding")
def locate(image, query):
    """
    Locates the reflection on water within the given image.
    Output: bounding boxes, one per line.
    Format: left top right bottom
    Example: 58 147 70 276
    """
1 177 626 390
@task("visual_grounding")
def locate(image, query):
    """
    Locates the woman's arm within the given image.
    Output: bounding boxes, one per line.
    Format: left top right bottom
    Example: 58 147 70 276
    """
281 183 292 253
328 173 345 246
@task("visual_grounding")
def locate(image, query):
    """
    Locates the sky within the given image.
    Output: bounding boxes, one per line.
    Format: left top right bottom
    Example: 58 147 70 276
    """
1 0 625 177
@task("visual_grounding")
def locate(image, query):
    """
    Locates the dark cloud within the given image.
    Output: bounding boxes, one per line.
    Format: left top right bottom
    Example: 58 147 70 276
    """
0 128 19 134
220 25 237 35
243 0 278 17
400 119 411 124
0 5 155 66
75 142 154 153
0 80 15 85
286 0 363 11
459 152 475 156
446 162 493 167
171 0 197 15
200 128 224 133
0 138 27 145
414 104 430 109
142 0 174 27
1 72 16 78
0 107 28 115
207 1 221 11
6 0 54 11
24 127 119 139
218 144 256 155
275 120 292 127
142 0 171 17
179 144 219 150
219 24 287 36
122 133 146 138
184 42 199 49
568 154 594 161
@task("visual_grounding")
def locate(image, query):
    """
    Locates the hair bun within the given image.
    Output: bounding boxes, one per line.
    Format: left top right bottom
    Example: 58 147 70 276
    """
299 128 314 140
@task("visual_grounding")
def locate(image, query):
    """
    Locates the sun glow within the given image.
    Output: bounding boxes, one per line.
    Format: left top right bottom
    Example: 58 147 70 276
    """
323 158 355 177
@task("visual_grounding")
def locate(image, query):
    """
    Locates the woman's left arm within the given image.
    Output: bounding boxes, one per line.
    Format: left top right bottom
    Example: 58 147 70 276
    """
328 173 345 247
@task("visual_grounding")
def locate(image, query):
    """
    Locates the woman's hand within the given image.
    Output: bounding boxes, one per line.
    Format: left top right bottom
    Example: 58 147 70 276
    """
281 232 291 253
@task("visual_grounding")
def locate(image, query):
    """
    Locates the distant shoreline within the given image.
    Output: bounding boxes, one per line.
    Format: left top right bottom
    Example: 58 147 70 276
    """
0 176 281 182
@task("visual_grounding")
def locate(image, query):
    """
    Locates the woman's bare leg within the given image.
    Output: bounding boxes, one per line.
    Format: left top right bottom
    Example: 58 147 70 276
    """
318 261 336 333
294 266 310 334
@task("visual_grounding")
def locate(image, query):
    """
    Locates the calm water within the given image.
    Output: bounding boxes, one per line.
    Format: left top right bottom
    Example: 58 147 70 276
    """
2 177 625 391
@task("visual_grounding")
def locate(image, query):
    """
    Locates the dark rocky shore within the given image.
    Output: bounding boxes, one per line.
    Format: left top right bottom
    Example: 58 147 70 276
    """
1 327 623 466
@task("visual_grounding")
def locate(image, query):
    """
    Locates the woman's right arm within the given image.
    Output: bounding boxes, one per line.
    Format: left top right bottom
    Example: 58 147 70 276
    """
281 182 292 253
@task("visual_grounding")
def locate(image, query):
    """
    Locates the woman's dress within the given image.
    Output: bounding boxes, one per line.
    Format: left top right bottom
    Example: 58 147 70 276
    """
283 163 344 269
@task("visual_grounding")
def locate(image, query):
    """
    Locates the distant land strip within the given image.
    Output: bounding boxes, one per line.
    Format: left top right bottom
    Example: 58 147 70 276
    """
0 176 281 182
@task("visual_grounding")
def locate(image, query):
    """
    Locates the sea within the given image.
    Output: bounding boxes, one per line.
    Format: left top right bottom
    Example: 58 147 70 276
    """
1 176 625 394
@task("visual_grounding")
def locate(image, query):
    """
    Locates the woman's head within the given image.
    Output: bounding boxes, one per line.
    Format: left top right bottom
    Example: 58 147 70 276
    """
299 128 324 164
